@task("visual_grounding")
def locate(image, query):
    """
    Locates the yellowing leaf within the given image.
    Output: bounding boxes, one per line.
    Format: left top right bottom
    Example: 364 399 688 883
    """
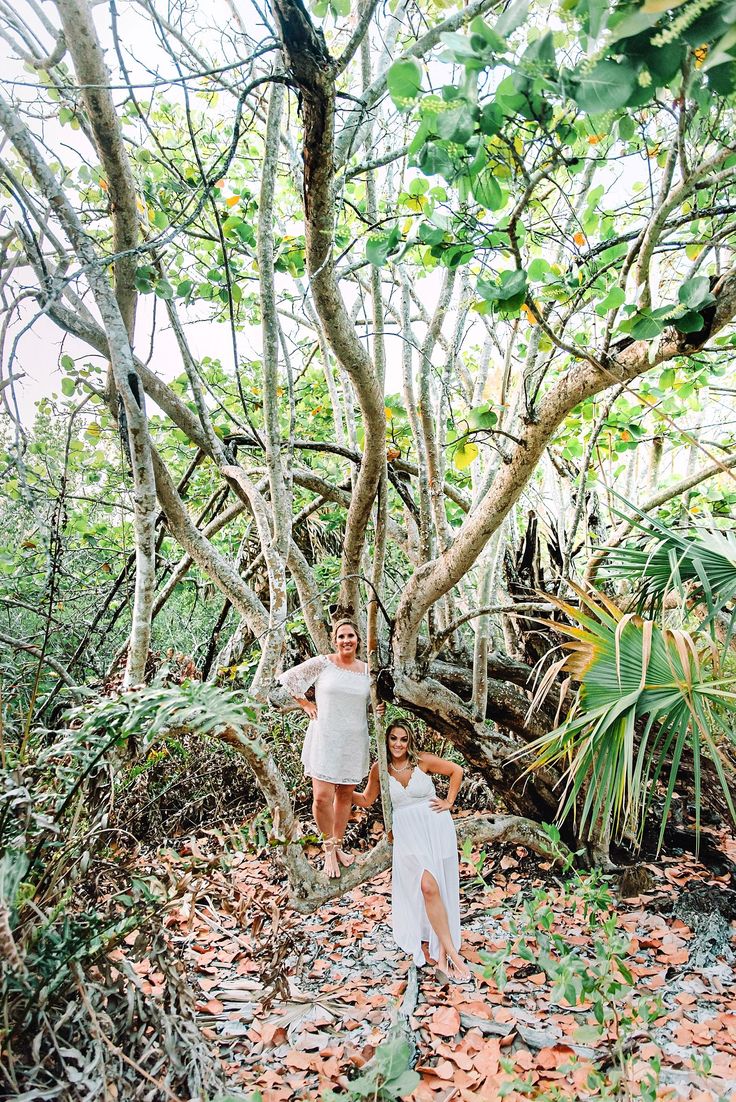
453 441 479 470
513 135 523 156
225 195 240 207
99 178 108 191
521 303 537 324
587 134 603 145
385 407 394 421
573 232 585 246
643 0 689 11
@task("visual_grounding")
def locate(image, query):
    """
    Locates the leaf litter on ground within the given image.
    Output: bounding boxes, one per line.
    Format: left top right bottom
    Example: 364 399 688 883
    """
119 823 736 1101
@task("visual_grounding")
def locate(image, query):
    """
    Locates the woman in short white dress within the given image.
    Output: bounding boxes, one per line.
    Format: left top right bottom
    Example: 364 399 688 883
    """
354 721 470 980
276 619 383 878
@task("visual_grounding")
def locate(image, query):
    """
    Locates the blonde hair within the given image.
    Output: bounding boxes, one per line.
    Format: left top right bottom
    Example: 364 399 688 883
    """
386 720 419 764
330 618 362 649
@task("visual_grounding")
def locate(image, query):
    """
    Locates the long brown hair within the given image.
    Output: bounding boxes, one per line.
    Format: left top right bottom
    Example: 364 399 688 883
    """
386 720 419 765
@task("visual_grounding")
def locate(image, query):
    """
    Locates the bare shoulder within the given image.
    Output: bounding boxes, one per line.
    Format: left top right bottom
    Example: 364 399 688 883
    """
418 751 457 776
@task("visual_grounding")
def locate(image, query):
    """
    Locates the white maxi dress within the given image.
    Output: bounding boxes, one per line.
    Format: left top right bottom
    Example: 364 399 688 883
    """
390 768 462 966
277 656 370 785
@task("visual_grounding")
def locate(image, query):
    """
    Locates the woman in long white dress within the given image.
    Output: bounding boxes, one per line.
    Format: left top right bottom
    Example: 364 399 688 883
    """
354 721 470 980
276 619 383 878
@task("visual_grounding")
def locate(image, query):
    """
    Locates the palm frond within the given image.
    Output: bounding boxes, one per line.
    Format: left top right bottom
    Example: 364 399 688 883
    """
599 502 736 627
523 596 736 851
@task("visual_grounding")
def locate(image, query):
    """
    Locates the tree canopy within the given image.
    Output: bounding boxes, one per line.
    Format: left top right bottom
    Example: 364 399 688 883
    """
2 0 736 892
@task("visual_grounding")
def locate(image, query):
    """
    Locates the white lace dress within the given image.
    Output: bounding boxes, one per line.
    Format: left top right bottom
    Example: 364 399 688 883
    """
390 768 462 966
276 656 371 785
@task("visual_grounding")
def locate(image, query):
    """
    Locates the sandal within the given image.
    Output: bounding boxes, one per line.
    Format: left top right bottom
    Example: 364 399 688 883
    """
323 837 340 879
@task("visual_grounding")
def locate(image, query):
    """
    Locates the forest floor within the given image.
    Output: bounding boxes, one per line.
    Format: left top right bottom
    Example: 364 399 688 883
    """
124 817 736 1102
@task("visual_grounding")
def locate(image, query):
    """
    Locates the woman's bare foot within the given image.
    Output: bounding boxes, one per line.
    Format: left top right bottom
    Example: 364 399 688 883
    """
438 948 471 982
323 838 340 879
336 846 354 868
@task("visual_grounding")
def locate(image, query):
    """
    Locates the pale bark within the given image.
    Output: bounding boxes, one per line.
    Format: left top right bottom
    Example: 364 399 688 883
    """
400 271 432 565
0 631 83 696
55 0 139 338
0 94 156 688
151 451 269 637
272 0 385 618
393 270 736 665
249 80 291 696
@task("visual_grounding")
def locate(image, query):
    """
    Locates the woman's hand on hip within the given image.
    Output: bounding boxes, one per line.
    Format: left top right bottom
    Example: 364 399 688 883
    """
429 797 453 814
302 701 318 720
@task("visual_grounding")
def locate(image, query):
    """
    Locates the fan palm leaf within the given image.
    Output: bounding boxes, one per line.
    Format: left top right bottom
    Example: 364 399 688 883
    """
525 585 736 851
600 503 736 629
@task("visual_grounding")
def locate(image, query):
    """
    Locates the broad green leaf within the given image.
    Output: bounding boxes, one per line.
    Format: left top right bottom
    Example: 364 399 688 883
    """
154 279 174 300
479 102 503 136
678 275 715 310
387 59 423 108
471 169 503 210
527 258 551 282
595 287 626 315
469 16 505 52
61 377 76 397
674 310 705 334
417 142 453 178
418 222 445 246
494 0 528 38
436 103 476 144
617 115 636 141
574 61 637 113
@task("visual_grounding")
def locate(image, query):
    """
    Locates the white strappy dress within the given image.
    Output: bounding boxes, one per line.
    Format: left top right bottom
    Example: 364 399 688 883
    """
389 768 462 966
276 656 370 785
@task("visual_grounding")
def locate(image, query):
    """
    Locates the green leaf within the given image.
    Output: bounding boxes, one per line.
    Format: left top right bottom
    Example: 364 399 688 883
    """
574 61 638 113
331 0 350 14
436 103 476 144
388 1070 421 1094
678 275 715 310
387 59 423 109
154 280 174 300
366 226 400 267
494 0 528 38
60 354 75 372
418 222 445 246
595 287 626 315
627 313 664 340
61 377 76 397
469 16 505 52
617 115 636 141
417 142 454 179
674 310 704 334
479 102 503 136
471 169 503 210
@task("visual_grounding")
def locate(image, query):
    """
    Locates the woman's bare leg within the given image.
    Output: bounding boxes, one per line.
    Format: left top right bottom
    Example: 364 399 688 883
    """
312 779 339 878
420 871 470 980
333 784 356 866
